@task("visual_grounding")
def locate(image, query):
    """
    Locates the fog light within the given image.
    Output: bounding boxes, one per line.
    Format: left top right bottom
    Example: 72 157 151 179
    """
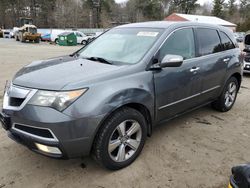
35 143 62 155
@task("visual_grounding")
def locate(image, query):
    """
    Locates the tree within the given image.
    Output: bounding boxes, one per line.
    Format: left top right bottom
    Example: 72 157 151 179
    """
228 0 236 16
212 0 225 18
169 0 198 14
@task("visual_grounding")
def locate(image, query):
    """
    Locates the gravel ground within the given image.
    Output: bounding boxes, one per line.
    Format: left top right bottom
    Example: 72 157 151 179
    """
0 38 250 188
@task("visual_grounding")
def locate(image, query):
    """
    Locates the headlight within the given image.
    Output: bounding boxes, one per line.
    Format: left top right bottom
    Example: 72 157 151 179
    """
28 89 87 111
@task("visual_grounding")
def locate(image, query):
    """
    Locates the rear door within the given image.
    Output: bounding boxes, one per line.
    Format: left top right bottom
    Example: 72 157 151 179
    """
195 28 228 102
154 27 203 122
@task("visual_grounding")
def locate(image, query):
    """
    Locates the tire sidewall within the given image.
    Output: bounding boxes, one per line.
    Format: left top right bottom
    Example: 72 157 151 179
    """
81 40 87 45
97 108 147 170
220 77 239 111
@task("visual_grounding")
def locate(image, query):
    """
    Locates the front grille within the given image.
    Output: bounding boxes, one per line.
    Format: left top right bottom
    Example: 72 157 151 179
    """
9 97 25 107
3 84 37 111
14 124 54 139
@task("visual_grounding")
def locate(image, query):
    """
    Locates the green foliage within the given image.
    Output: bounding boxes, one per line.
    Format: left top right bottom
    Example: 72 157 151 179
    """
137 0 163 20
212 0 225 18
228 0 236 16
169 0 198 14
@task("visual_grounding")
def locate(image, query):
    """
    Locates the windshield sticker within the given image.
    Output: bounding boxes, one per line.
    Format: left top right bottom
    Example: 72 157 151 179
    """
137 31 159 37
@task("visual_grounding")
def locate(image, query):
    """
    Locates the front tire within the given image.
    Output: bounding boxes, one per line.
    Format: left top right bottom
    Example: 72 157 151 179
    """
92 107 147 170
212 77 239 112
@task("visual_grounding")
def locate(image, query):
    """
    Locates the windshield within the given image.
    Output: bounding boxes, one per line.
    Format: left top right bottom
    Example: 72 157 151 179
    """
78 28 163 64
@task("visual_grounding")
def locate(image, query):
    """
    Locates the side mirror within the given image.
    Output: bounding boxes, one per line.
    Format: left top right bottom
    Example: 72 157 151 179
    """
160 54 183 68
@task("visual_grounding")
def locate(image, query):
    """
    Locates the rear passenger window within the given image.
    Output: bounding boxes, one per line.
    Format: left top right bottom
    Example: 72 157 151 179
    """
196 28 221 56
220 31 235 50
159 28 195 60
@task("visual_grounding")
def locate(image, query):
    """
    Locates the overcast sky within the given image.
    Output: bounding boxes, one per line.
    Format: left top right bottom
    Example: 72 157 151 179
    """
115 0 212 6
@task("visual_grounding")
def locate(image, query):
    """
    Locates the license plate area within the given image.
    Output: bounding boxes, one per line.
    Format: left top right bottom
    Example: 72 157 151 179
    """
0 111 11 130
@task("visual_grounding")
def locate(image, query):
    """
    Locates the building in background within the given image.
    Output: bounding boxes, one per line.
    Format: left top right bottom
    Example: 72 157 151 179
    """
165 13 236 32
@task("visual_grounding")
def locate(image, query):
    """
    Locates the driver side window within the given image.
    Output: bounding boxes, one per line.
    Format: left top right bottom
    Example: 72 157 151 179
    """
158 28 195 61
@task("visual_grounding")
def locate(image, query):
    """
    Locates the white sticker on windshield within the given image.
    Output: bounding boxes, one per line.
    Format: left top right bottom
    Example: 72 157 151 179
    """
137 31 159 37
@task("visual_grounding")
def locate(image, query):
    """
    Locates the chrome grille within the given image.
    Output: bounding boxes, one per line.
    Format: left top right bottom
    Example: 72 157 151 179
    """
3 83 37 111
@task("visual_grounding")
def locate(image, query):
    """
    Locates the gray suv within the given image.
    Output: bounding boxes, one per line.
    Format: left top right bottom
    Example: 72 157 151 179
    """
0 21 243 170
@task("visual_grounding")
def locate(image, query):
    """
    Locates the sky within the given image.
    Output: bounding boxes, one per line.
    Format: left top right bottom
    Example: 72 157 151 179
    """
114 0 212 6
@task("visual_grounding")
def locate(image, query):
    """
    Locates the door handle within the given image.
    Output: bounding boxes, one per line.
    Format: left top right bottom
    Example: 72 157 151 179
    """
223 58 230 63
190 67 200 72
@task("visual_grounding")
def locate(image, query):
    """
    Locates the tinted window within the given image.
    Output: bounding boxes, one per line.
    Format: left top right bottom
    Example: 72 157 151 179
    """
197 28 221 56
159 28 195 60
220 31 235 50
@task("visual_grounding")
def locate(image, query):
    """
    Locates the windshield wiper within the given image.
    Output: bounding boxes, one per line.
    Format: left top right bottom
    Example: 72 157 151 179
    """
85 56 112 65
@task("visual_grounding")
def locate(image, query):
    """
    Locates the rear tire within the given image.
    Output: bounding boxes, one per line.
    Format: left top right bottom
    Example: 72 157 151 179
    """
81 40 87 45
212 77 239 112
92 107 147 170
55 38 58 44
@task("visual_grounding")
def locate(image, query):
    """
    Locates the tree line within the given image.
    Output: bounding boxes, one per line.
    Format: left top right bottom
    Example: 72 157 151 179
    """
0 0 249 31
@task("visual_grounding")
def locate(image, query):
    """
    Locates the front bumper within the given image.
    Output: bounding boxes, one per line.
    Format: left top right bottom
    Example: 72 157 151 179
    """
0 106 104 159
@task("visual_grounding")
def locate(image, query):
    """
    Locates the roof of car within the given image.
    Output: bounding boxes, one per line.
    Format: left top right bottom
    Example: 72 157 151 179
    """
116 21 222 29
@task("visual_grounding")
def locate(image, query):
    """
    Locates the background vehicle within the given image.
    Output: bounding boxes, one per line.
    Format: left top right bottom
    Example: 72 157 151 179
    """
234 32 244 43
14 18 41 43
3 30 11 38
41 33 51 42
0 22 242 170
74 31 94 45
51 29 93 45
243 31 250 73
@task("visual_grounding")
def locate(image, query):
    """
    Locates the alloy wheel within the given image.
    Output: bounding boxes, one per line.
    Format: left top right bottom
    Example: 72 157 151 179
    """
108 120 142 162
224 82 237 108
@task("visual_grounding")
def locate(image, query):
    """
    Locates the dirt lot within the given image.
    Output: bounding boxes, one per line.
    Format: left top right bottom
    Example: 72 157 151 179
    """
0 38 250 188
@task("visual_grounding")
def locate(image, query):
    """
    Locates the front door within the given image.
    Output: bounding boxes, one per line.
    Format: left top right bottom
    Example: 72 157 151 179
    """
153 28 203 122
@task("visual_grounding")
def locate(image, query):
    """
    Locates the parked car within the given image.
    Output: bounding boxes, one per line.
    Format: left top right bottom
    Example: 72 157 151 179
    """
243 31 250 73
74 31 94 45
234 32 244 43
0 21 243 170
51 29 93 45
41 33 51 41
3 30 11 38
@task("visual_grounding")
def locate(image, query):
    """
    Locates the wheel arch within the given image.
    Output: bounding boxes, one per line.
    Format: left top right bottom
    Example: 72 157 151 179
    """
90 102 153 156
97 102 152 137
230 72 242 89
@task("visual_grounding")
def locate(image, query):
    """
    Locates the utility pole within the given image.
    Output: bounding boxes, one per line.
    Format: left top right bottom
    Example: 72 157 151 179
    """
89 11 93 28
92 0 100 28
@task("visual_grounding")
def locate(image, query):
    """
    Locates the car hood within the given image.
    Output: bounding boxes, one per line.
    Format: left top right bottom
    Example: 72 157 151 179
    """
13 56 126 90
